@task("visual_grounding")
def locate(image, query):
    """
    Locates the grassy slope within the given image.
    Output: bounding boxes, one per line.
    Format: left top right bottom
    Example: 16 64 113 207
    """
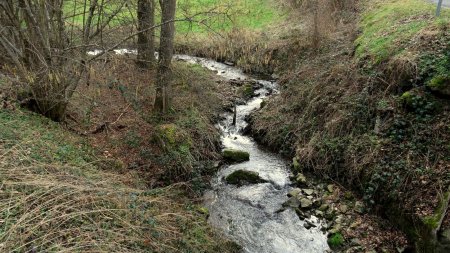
64 0 283 34
249 0 449 248
0 108 240 252
356 0 450 64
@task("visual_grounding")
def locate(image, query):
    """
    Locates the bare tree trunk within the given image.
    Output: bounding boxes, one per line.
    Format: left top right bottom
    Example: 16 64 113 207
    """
137 0 155 68
154 0 176 113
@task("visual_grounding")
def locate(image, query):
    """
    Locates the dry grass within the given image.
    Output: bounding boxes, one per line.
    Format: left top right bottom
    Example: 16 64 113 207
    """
175 28 283 75
0 75 240 252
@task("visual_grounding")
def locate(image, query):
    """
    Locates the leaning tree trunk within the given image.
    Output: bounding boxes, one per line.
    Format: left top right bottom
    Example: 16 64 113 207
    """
154 0 176 113
137 0 155 68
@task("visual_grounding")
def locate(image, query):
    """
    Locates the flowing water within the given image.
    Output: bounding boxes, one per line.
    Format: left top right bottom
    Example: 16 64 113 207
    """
175 55 330 253
87 50 329 252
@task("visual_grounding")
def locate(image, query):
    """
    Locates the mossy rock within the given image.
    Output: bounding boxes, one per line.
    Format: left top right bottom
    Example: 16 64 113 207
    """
327 232 345 249
260 100 267 108
157 124 190 146
400 90 435 113
197 206 209 217
428 75 450 97
225 170 267 186
400 91 417 108
240 84 255 99
222 149 250 162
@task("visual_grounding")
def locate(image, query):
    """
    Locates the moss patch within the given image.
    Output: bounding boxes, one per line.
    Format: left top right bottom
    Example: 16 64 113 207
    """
222 149 250 162
327 232 345 249
428 75 450 96
225 169 266 186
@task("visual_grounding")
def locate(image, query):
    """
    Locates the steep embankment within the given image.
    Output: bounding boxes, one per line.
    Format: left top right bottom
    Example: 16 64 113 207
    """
249 0 450 251
0 61 242 252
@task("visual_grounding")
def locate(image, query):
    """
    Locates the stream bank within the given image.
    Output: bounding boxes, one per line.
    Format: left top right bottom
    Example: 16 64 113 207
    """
176 55 409 253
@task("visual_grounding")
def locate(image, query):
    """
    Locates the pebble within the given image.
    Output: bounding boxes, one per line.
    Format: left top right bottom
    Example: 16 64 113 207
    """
303 220 317 229
303 188 314 195
327 184 334 193
288 188 302 198
300 198 313 209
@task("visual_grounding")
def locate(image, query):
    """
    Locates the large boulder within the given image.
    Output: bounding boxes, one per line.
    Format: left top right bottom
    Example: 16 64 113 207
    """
225 170 266 186
222 149 250 162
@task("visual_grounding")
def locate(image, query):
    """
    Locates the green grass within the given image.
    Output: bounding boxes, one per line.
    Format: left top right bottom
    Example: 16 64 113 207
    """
63 0 283 35
0 109 95 167
177 0 283 33
355 0 450 64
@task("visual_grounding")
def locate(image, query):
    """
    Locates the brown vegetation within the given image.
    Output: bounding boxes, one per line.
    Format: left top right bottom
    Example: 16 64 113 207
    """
244 0 449 250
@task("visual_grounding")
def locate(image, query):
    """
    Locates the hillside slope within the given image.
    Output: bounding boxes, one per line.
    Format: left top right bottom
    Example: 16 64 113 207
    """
0 84 240 252
249 0 450 251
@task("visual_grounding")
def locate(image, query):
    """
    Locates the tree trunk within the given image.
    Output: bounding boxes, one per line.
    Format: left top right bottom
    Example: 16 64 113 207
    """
154 0 176 113
137 0 155 68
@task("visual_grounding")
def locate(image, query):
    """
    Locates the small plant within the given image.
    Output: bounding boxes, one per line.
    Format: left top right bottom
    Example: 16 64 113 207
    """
327 232 344 249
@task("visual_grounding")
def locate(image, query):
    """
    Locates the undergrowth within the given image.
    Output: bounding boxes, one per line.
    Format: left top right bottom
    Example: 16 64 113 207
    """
249 0 450 247
68 57 230 187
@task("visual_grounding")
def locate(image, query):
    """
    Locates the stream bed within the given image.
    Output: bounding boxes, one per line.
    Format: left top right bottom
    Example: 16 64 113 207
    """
176 55 330 253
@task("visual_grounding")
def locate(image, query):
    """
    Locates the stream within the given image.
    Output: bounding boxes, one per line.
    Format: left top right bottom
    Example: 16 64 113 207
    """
175 55 330 253
88 50 330 252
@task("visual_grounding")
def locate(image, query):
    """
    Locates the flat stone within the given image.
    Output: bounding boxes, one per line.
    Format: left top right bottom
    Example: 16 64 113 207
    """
303 188 314 195
288 188 302 198
300 198 313 209
222 149 250 162
295 208 311 220
283 196 301 208
315 210 324 217
304 220 317 229
319 204 329 212
225 170 267 186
